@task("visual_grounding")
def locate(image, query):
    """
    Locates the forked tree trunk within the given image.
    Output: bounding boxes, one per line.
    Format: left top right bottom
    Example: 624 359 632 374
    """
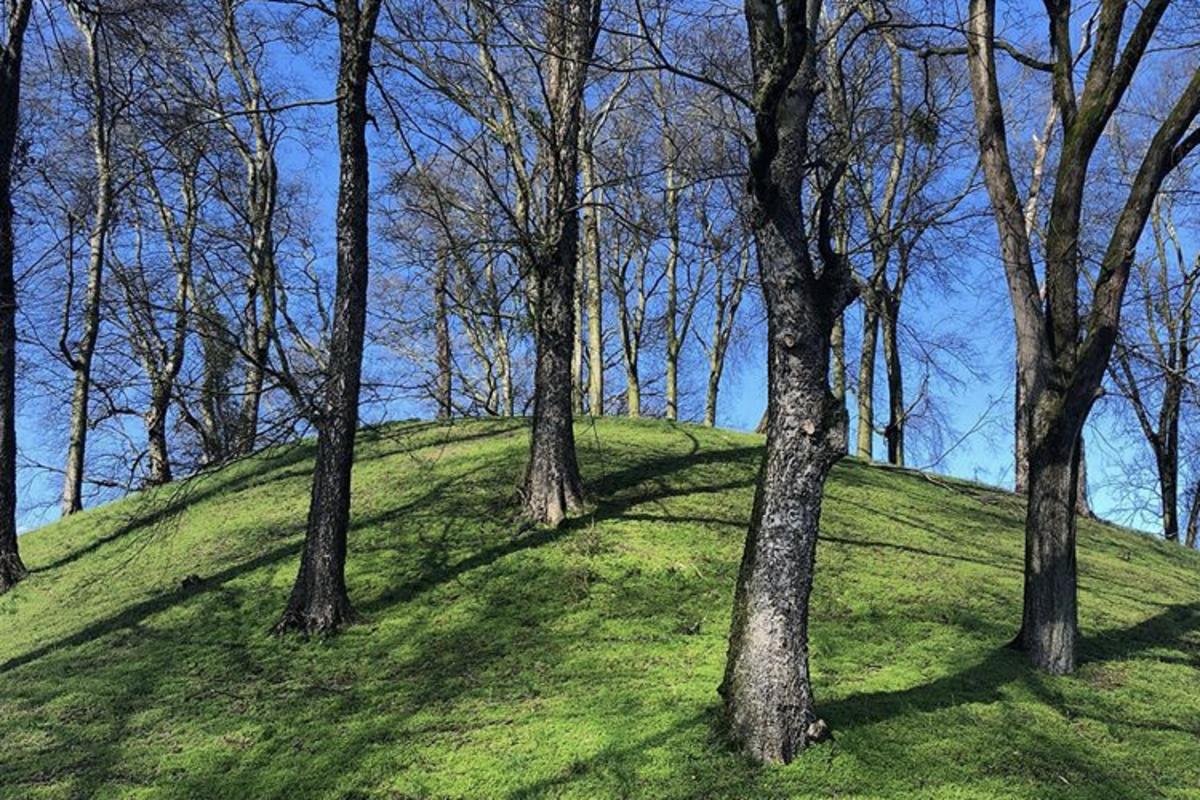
145 384 173 486
275 0 380 635
0 0 31 593
1016 368 1091 515
722 228 848 763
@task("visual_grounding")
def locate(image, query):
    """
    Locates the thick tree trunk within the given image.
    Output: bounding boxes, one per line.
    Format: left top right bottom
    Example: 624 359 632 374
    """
722 229 846 764
276 0 379 635
0 0 31 593
434 254 452 419
524 252 585 525
1016 362 1090 516
855 302 878 459
881 297 903 466
1015 398 1080 675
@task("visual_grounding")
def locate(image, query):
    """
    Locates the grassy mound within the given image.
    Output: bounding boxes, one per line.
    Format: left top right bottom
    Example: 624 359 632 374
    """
1 418 1198 799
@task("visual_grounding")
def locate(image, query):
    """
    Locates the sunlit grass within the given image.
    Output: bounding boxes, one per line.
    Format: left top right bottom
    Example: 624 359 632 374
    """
1 418 1198 798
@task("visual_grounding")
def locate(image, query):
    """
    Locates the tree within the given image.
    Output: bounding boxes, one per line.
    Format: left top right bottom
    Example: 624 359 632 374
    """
520 0 600 524
275 0 382 635
720 0 857 763
0 0 33 593
1109 191 1199 542
964 0 1200 673
59 1 124 514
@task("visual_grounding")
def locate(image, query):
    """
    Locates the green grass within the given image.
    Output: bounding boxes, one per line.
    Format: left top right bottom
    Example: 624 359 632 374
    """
1 418 1199 799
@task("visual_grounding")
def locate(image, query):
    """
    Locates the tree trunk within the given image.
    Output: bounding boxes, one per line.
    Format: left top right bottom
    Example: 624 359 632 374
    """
275 0 380 635
1185 481 1200 548
855 302 878 459
1157 446 1179 542
1014 358 1029 494
831 312 846 451
60 10 112 516
61 373 91 515
434 253 452 419
881 297 903 466
145 385 173 486
1016 362 1090 515
722 228 847 764
234 219 276 457
1016 398 1080 675
521 0 596 526
571 247 584 415
0 0 31 594
582 140 603 415
663 154 681 421
524 250 585 525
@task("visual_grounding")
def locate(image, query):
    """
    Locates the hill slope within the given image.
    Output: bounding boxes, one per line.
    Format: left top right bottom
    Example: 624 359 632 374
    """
1 419 1199 799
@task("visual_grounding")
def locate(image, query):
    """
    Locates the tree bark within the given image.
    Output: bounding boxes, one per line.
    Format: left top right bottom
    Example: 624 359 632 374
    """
581 135 603 415
1018 409 1080 674
831 312 846 449
434 253 452 419
663 123 681 421
723 223 851 762
0 0 32 593
881 294 903 466
275 0 380 635
855 299 878 459
521 0 598 526
145 384 173 486
1185 481 1200 548
722 0 856 761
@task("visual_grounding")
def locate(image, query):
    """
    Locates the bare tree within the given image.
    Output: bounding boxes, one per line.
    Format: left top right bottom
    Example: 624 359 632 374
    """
964 0 1200 673
59 1 124 514
275 0 382 635
720 0 857 763
1109 192 1199 542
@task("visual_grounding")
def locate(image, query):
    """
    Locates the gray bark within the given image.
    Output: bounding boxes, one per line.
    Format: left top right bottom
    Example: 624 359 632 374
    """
722 0 856 763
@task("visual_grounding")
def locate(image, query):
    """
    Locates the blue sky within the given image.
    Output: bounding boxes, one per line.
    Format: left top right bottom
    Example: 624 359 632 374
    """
10 0 1173 539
